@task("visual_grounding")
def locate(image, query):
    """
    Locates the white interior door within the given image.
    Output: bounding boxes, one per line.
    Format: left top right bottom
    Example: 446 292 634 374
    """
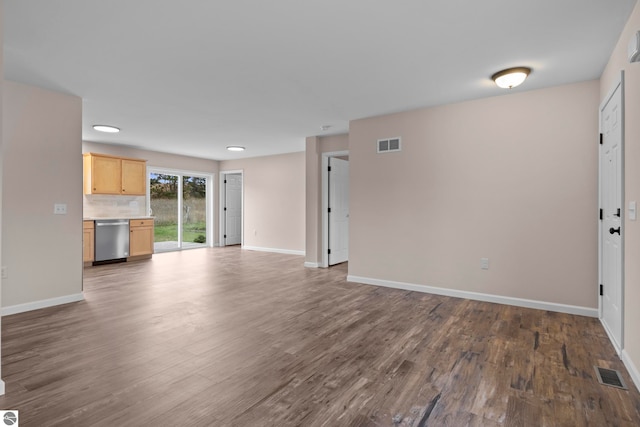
329 158 349 265
600 76 623 351
224 173 242 246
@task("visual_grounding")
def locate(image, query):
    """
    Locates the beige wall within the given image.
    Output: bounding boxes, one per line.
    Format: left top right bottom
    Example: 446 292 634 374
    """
348 80 599 309
0 0 5 394
2 81 83 308
82 141 219 239
305 137 320 262
221 151 305 253
305 134 349 265
83 142 305 252
600 1 640 388
83 141 219 172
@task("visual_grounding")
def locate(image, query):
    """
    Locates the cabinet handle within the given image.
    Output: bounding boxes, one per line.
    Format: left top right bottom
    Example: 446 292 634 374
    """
93 188 96 191
122 189 126 192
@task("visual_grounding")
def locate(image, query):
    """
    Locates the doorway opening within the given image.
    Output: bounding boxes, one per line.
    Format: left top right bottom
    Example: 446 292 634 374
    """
148 168 213 252
322 151 349 267
219 170 244 247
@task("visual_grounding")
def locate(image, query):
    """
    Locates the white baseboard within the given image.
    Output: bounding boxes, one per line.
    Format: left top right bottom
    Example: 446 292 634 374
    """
242 246 305 256
304 262 320 268
2 293 84 316
0 380 5 396
622 349 640 392
346 275 598 318
600 319 622 356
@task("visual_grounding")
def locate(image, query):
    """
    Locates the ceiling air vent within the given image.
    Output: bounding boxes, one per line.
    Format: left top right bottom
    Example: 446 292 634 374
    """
377 137 401 153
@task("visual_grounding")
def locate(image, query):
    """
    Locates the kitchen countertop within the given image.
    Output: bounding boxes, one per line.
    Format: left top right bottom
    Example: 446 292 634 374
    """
83 216 154 221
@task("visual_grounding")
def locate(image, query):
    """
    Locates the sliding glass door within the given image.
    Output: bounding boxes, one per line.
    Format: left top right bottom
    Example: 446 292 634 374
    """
150 173 180 252
182 175 207 249
149 169 211 252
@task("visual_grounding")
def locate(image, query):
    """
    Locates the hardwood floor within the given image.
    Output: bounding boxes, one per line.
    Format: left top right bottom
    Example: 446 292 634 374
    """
1 247 639 426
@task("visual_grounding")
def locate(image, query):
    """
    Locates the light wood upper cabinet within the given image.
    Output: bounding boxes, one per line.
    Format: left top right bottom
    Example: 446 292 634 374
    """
83 153 147 195
121 159 147 195
129 219 154 257
83 221 95 263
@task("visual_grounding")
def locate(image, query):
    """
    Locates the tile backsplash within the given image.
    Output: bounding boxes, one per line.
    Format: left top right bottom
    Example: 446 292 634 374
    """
84 194 147 218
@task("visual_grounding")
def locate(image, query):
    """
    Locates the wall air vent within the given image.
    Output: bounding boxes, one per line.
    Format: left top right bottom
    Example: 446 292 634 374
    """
377 137 401 153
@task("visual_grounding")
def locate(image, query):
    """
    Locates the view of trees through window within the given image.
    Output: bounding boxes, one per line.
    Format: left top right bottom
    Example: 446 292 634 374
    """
150 173 207 246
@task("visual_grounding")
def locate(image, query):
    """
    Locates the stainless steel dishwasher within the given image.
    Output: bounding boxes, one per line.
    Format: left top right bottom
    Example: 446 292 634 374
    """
94 219 130 262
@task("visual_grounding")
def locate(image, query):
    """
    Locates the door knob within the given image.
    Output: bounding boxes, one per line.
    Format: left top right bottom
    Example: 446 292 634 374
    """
609 227 621 235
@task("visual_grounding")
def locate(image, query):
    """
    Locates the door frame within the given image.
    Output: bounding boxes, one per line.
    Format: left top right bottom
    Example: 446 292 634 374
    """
598 70 625 353
322 150 349 268
219 170 244 247
147 166 214 250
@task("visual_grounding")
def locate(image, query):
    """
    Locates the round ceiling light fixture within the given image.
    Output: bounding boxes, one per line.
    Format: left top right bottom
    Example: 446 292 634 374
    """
226 146 245 152
93 125 120 133
491 67 532 89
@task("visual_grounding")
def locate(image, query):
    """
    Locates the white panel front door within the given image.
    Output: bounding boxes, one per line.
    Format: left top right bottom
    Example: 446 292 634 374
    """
225 174 242 246
600 77 623 351
329 158 349 265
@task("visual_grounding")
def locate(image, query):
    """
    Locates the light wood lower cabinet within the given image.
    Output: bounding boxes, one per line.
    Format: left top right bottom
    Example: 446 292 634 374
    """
83 221 95 264
129 219 154 257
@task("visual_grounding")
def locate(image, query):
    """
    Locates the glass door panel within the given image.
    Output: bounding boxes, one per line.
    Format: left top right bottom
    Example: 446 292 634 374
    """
150 172 180 252
182 175 207 248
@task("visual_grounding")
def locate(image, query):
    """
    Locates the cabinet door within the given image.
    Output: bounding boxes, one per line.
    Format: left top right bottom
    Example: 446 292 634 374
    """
83 226 94 262
91 156 122 194
130 221 154 256
121 160 147 195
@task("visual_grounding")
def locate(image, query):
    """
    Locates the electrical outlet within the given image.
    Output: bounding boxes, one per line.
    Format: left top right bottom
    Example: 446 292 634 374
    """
54 203 67 215
1 266 7 279
480 258 489 270
254 229 257 236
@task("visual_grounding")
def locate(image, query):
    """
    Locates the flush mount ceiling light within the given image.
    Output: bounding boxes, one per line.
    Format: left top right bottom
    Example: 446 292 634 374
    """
320 125 331 131
491 67 532 89
226 146 245 152
93 125 120 133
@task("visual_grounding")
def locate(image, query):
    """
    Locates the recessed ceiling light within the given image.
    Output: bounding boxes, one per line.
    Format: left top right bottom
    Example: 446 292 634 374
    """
320 125 331 131
226 146 245 152
93 125 120 133
491 67 532 89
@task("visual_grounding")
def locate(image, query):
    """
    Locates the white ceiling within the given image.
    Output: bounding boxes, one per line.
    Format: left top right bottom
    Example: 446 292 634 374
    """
4 0 637 160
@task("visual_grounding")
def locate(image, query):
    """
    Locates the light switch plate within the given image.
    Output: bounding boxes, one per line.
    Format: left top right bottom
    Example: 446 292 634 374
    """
630 201 637 221
54 203 67 215
480 258 489 270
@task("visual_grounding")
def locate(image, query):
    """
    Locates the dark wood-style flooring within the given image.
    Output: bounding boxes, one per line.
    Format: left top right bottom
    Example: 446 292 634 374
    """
1 247 639 426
